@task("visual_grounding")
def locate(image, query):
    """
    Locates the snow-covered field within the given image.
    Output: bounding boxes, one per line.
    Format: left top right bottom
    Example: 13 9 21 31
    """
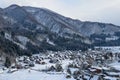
0 70 74 80
0 59 74 80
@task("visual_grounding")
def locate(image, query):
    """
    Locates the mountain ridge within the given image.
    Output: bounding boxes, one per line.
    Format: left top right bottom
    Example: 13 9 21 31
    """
0 4 120 56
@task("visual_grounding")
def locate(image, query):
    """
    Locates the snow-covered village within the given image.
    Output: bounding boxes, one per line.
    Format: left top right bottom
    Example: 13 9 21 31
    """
0 49 120 80
1 0 120 80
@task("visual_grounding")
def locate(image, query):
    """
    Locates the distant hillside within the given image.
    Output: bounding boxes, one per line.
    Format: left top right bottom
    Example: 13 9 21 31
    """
0 4 120 56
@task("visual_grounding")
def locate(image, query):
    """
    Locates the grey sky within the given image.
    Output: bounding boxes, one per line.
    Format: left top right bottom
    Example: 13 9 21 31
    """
0 0 120 25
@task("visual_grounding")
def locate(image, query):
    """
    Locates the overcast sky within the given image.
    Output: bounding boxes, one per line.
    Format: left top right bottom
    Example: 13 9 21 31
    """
0 0 120 25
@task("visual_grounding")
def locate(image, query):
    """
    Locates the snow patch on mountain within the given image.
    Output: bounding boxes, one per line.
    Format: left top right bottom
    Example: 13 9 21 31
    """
16 36 30 46
46 38 55 46
4 33 26 49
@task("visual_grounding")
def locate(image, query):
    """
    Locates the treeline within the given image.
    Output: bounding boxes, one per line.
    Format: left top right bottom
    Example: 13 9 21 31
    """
0 35 30 56
90 32 120 46
46 33 90 51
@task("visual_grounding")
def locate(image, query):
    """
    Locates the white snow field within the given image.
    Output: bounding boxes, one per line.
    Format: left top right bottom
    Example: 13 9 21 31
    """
0 70 74 80
0 60 74 80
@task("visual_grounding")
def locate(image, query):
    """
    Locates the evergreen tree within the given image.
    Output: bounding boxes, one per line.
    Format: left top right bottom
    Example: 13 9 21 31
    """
67 68 71 74
4 57 11 68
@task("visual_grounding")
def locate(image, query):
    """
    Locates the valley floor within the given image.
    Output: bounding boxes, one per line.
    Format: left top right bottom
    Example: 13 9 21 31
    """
0 61 119 80
0 50 120 80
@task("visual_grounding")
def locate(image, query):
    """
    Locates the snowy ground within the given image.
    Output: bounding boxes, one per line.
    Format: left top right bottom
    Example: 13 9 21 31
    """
0 59 75 80
0 69 98 80
0 70 74 80
109 61 120 70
